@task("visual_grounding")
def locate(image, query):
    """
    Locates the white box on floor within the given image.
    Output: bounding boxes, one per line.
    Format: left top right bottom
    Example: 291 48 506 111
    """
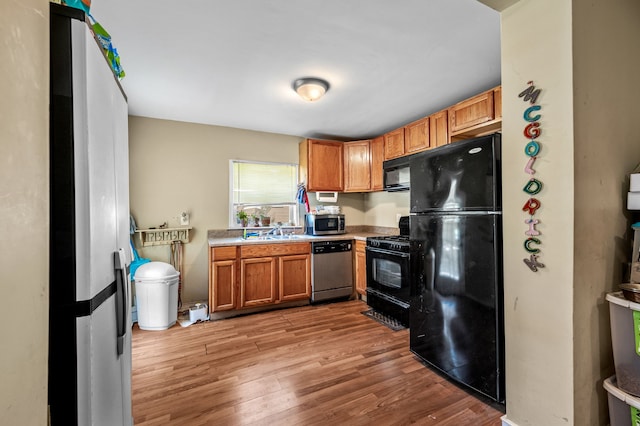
604 376 640 426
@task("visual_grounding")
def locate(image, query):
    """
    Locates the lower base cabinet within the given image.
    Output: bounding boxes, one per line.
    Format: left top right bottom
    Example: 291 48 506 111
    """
210 247 237 312
355 240 367 296
210 242 311 313
241 257 277 307
279 254 311 301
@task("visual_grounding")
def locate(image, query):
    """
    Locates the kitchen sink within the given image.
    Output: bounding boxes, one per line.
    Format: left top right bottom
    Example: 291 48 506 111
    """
258 234 308 240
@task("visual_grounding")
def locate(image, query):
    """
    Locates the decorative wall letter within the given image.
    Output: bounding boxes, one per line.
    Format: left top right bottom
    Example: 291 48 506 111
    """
520 81 546 272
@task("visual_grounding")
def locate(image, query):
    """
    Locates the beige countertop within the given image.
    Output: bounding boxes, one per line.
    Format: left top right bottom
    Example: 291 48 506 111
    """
208 232 391 247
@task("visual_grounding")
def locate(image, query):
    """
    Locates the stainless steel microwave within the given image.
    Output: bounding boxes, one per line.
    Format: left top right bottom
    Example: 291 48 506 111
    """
383 156 410 191
304 214 346 235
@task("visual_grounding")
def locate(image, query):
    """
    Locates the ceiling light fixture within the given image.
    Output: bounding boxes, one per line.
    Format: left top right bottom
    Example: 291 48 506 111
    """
293 77 330 102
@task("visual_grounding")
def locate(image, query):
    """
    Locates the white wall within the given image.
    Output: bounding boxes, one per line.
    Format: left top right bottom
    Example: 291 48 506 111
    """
571 0 640 423
129 116 303 303
0 1 50 424
364 191 410 227
500 0 640 425
501 0 576 424
129 117 414 302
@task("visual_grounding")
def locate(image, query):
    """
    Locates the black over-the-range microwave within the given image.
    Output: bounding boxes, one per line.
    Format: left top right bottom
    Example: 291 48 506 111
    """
383 155 410 191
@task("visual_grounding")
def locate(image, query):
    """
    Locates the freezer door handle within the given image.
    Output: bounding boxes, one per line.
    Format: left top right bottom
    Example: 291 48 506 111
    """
114 248 129 356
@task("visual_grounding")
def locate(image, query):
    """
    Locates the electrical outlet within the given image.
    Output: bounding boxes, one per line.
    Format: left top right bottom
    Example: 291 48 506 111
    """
180 212 190 226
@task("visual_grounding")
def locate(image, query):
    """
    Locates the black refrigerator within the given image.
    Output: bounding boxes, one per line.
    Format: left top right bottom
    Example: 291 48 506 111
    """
409 133 504 404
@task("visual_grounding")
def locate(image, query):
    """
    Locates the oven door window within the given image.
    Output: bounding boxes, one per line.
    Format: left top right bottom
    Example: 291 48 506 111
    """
372 258 403 289
366 247 411 303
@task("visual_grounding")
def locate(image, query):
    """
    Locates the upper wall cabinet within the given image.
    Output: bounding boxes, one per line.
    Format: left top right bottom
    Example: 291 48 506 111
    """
448 85 502 142
383 127 406 160
344 140 372 192
429 109 449 148
299 85 501 192
343 137 384 192
370 136 384 191
404 116 430 154
493 86 502 121
299 139 344 192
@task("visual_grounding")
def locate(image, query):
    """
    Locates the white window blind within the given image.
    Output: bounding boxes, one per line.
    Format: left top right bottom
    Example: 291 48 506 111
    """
230 160 299 228
232 161 297 204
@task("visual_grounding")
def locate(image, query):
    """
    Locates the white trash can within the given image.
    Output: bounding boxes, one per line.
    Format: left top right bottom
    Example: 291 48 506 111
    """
134 262 179 331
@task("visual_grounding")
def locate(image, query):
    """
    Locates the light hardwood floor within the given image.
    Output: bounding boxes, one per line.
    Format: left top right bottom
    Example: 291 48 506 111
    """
131 300 504 425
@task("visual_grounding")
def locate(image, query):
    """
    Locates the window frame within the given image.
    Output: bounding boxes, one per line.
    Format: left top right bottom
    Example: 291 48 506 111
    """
228 159 300 229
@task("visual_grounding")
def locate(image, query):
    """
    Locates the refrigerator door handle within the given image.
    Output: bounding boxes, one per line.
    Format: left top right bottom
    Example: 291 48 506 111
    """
114 248 129 356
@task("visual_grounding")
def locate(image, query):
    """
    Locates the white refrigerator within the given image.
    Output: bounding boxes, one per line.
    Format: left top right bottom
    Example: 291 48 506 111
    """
49 4 133 425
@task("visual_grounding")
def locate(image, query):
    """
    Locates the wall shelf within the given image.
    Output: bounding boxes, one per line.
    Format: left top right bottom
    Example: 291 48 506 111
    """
135 227 192 247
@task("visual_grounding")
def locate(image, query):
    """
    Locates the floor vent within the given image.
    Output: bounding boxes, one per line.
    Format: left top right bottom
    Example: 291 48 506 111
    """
361 309 406 331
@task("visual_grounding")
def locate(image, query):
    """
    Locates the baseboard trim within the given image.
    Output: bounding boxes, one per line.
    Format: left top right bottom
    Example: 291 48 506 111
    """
501 415 519 426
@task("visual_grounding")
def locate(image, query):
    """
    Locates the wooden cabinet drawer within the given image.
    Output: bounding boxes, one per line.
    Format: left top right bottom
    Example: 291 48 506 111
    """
241 242 310 258
211 246 237 261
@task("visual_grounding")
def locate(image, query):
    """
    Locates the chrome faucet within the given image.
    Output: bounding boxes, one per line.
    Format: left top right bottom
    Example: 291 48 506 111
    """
266 224 283 236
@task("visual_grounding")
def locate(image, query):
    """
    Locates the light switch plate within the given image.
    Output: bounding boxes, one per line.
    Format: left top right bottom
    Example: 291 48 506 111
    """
180 212 190 226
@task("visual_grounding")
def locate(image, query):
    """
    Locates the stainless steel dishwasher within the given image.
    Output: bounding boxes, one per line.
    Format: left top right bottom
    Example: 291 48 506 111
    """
311 240 354 303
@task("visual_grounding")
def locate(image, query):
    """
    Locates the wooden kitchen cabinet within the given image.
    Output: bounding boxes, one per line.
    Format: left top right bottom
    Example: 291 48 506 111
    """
243 242 311 306
209 246 238 312
344 140 372 192
449 85 502 142
210 242 312 313
279 254 311 301
429 109 449 148
493 86 502 120
404 116 430 154
240 257 277 308
383 128 405 160
449 89 494 133
299 139 344 192
370 136 384 191
355 240 367 296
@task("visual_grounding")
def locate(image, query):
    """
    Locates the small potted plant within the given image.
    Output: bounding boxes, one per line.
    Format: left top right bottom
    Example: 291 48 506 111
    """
237 210 248 227
258 206 271 226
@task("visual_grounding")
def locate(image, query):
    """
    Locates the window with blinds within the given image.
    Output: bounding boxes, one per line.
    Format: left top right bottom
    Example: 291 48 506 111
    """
229 160 299 228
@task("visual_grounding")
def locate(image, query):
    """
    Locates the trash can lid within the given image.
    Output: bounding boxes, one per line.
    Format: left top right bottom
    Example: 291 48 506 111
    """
134 261 180 281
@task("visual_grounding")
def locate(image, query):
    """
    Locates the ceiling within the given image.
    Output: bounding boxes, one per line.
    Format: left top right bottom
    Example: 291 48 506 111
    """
90 0 501 141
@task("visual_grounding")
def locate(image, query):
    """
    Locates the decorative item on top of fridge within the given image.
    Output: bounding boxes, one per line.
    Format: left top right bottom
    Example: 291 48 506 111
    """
519 81 545 272
91 19 125 79
59 0 91 13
